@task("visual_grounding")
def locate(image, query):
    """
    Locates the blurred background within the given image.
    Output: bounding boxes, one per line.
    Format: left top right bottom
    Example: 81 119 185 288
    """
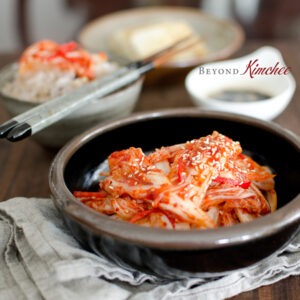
0 0 299 53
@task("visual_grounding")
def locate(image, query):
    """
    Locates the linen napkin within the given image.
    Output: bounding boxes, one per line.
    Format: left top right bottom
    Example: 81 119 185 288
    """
0 197 299 300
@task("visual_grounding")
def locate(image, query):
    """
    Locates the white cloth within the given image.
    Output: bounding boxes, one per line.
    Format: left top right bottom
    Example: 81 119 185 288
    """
0 197 299 300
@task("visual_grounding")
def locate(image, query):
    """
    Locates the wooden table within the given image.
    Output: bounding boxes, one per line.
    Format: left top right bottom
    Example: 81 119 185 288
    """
0 40 299 299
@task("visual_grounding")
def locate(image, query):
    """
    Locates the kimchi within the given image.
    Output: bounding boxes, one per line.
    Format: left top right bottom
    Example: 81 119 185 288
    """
74 131 277 229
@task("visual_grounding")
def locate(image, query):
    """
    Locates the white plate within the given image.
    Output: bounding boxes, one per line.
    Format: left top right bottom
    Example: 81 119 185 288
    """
77 6 245 68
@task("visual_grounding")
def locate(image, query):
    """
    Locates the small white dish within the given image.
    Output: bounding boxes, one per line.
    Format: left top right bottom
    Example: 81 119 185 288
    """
185 46 296 120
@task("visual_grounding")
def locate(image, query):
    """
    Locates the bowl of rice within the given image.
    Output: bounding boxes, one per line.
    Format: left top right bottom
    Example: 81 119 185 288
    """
0 40 143 148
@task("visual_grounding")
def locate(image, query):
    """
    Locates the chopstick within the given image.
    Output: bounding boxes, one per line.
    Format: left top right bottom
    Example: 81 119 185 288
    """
0 36 199 142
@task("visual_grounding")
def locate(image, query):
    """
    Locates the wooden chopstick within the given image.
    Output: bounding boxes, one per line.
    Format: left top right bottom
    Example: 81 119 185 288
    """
0 36 199 142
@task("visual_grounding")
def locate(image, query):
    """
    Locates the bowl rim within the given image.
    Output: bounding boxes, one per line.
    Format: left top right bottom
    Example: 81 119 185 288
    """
49 108 300 250
77 5 245 68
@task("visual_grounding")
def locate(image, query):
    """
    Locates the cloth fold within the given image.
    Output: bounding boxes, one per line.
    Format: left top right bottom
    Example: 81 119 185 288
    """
0 197 299 300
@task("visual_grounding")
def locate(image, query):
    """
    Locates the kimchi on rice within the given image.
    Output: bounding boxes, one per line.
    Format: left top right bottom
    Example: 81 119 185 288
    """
2 40 117 102
74 131 277 229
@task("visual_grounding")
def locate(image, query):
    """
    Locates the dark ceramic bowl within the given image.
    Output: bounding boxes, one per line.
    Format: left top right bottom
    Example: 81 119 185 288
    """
49 109 300 279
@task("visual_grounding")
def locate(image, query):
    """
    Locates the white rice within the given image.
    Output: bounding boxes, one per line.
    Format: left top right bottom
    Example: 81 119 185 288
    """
2 61 118 103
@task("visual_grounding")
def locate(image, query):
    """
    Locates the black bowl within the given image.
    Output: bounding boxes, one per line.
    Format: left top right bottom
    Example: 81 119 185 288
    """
49 109 300 279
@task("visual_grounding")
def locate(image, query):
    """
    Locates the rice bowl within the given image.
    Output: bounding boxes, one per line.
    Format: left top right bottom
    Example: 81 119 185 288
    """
2 40 118 103
0 40 144 148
